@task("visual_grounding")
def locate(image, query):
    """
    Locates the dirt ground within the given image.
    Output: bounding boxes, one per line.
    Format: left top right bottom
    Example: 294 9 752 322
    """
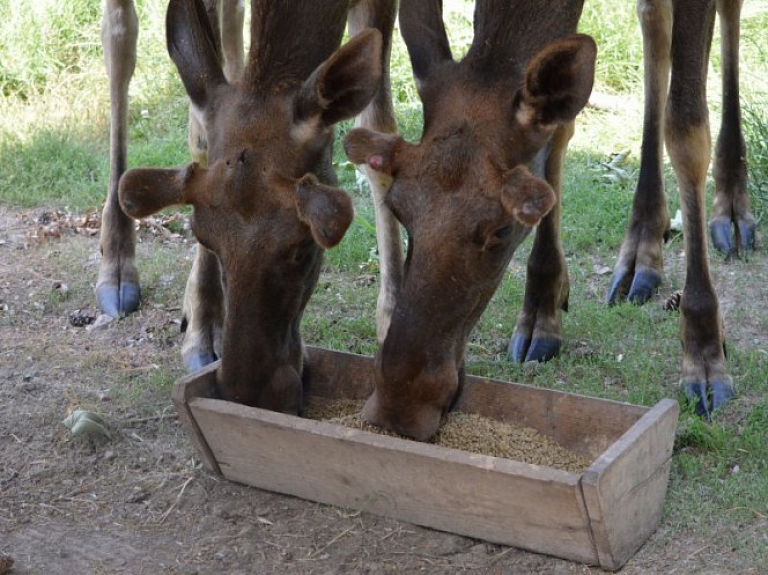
0 205 764 575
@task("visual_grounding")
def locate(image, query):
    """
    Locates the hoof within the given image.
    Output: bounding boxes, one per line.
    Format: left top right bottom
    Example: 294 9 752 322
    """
606 268 631 305
627 270 661 305
508 333 531 363
684 382 711 418
739 221 755 254
183 352 219 373
524 338 561 362
607 268 661 306
96 283 141 317
508 334 560 363
710 217 756 257
710 219 734 256
683 380 734 419
711 380 735 411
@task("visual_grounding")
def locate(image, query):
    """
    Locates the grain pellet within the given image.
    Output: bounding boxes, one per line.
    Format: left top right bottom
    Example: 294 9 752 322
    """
304 397 591 473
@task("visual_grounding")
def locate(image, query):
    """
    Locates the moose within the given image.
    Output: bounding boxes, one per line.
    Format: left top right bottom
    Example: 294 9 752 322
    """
345 0 749 439
111 0 397 412
345 0 597 439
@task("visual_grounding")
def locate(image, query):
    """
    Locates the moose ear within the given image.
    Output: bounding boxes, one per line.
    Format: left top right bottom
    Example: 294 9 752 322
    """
166 0 226 109
500 166 556 227
344 128 405 176
517 34 596 127
398 0 453 92
295 175 355 249
295 28 383 127
119 164 203 219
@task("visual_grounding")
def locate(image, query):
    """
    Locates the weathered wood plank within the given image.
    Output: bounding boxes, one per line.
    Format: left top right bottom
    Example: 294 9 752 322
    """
172 361 221 474
580 398 680 570
173 347 679 570
190 397 600 565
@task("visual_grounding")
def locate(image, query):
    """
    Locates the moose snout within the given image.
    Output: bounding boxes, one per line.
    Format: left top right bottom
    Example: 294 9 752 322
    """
364 361 460 441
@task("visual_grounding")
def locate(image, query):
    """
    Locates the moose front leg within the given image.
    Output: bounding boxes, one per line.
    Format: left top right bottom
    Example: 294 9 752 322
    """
177 0 243 372
181 245 225 371
509 123 573 363
98 0 140 317
666 0 733 416
348 0 400 344
607 0 672 305
709 0 754 257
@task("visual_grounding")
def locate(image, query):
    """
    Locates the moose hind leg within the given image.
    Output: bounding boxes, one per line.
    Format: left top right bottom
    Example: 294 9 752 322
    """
606 0 672 306
98 0 140 317
666 0 733 416
709 0 754 257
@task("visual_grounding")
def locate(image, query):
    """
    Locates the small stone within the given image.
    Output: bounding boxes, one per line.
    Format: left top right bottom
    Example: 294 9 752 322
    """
435 534 474 556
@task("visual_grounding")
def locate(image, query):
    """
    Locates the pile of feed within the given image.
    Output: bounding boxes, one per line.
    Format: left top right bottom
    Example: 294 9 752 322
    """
304 398 591 473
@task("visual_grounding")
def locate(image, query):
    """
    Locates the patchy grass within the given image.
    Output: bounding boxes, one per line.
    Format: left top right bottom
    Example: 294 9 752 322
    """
1 0 767 572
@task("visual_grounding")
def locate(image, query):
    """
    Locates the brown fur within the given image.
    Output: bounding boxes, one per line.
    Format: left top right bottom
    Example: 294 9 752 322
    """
111 0 396 413
607 0 747 415
345 1 595 440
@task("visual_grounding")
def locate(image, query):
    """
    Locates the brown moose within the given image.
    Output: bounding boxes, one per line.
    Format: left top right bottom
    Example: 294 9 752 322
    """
347 0 749 441
345 0 597 440
116 0 397 412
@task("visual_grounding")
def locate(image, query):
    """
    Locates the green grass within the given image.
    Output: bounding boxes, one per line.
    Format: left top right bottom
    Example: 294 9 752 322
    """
1 0 768 569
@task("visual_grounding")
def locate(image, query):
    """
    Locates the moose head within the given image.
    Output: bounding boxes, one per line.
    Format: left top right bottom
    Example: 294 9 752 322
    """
119 0 384 413
345 2 596 440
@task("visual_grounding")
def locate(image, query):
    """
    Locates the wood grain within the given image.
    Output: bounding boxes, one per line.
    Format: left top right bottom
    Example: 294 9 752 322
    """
174 347 679 569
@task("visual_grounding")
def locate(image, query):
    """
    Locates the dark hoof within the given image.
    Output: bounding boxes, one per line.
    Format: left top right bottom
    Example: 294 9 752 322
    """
606 268 631 305
508 333 530 363
683 380 734 419
183 352 219 373
739 220 756 254
508 334 560 363
711 380 735 411
684 382 711 418
524 338 561 362
627 270 661 305
710 219 734 256
96 283 141 317
710 218 755 257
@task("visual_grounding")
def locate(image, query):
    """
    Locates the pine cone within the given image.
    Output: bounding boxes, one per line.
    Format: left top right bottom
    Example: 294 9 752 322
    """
662 290 682 312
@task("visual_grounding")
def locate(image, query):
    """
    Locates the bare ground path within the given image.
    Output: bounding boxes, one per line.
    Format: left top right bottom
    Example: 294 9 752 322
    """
1 206 764 575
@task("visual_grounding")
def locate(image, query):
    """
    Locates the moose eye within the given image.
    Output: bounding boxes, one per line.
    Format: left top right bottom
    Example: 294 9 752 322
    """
493 225 513 240
475 223 515 251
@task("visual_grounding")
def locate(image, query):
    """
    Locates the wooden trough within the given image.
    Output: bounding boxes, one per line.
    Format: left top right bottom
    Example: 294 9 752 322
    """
173 346 679 571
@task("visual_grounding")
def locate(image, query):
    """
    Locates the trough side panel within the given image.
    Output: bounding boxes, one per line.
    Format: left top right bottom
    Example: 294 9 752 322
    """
189 399 601 565
580 399 679 571
305 346 375 400
172 362 221 474
455 375 648 460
